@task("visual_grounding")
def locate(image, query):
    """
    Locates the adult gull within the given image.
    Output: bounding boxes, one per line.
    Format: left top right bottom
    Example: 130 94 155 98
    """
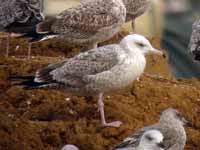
9 34 164 127
113 108 191 150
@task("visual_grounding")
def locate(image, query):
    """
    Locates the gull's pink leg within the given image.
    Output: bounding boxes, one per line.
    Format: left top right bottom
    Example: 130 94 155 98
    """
5 33 10 58
98 93 122 127
131 19 135 32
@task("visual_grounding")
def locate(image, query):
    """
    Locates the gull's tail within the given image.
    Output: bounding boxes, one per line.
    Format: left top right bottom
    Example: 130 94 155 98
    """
8 76 48 89
18 16 58 42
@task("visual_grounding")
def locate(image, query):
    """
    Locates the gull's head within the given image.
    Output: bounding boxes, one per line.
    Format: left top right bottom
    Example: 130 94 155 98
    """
120 34 164 56
139 130 165 150
61 145 79 150
160 108 192 127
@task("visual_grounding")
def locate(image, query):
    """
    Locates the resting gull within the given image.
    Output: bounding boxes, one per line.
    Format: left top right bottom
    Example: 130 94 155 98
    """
113 108 191 150
115 130 165 150
9 34 164 127
61 145 79 150
0 0 44 59
22 0 126 50
189 19 200 61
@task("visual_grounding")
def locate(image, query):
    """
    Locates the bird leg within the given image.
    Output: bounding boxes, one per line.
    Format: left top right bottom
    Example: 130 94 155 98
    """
98 93 122 127
131 19 135 32
5 33 10 58
27 43 32 60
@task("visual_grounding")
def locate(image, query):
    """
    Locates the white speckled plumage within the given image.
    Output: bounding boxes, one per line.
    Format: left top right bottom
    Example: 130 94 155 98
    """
114 108 190 150
189 19 200 61
10 34 163 127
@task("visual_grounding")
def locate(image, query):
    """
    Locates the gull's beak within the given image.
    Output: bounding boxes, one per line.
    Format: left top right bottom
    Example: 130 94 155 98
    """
150 48 166 58
157 142 165 149
182 117 193 127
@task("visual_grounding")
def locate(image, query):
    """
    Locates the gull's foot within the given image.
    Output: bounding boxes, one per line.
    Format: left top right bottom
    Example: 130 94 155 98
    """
102 121 122 128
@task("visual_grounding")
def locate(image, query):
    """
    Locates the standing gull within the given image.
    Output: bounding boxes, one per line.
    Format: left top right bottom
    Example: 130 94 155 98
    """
189 19 200 61
115 130 165 150
9 34 163 127
22 0 126 50
81 0 150 31
0 0 44 58
113 108 191 150
123 0 150 31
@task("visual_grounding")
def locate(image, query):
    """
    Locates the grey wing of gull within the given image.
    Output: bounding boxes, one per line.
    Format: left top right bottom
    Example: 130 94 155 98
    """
51 0 125 37
35 45 122 88
0 0 44 30
189 20 200 61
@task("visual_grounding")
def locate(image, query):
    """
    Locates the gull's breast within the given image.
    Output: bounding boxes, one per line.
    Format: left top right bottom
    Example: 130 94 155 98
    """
87 54 146 93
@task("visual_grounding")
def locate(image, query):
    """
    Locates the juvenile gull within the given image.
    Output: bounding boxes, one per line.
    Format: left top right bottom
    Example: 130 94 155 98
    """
113 108 191 150
189 19 200 61
122 0 150 31
9 34 163 127
61 145 79 150
22 0 126 50
81 0 150 31
0 0 44 58
115 130 165 150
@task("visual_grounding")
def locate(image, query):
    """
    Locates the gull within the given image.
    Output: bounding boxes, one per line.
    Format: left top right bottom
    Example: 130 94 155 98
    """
115 130 165 150
122 0 150 30
113 108 191 149
189 19 200 61
61 145 79 150
9 34 164 127
22 0 126 50
81 0 150 31
0 0 44 59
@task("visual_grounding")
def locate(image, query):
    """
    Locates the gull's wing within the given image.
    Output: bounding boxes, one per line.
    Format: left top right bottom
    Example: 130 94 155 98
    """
23 45 124 89
50 0 125 36
0 0 44 31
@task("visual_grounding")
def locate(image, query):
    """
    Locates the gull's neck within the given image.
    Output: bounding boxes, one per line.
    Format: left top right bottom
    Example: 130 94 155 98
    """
137 144 149 150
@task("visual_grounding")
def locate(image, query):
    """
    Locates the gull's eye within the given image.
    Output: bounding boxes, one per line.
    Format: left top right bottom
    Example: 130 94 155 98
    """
146 135 153 141
136 42 145 47
176 112 183 120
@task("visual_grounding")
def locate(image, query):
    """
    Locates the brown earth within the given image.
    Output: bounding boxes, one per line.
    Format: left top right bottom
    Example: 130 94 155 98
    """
0 32 200 150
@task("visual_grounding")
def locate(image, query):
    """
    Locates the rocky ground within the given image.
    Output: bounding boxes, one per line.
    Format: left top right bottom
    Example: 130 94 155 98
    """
0 32 200 150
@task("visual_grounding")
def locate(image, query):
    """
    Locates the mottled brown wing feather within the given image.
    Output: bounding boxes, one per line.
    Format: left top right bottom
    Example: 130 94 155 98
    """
51 0 123 34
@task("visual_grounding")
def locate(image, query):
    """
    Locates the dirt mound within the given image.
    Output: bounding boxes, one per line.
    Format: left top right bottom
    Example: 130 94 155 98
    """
0 32 200 150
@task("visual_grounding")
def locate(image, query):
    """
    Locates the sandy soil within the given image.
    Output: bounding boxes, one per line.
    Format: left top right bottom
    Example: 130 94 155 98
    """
0 32 200 150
